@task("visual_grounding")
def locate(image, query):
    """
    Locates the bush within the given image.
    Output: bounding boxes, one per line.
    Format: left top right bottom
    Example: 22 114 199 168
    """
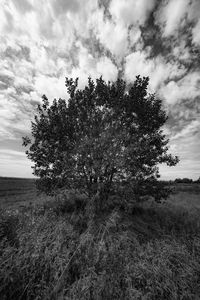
42 191 88 215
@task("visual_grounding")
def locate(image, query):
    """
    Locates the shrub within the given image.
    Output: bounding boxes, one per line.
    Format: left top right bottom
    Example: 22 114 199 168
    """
42 191 88 215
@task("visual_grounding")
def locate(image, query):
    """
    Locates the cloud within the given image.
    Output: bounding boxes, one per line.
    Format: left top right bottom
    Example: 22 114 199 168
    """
69 43 118 87
154 0 200 52
96 56 118 81
0 149 25 158
128 26 142 48
34 75 67 100
14 77 34 95
124 51 152 81
124 50 186 91
0 149 33 178
30 45 58 76
171 120 200 141
159 159 200 180
159 72 200 105
192 19 200 46
0 95 21 139
0 69 15 89
92 0 155 60
12 0 33 14
172 41 191 62
91 9 128 60
155 0 190 37
51 0 80 15
187 0 200 22
159 128 200 180
109 0 156 27
159 116 200 180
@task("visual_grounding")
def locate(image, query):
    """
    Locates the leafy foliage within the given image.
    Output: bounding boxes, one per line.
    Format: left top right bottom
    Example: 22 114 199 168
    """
23 76 178 204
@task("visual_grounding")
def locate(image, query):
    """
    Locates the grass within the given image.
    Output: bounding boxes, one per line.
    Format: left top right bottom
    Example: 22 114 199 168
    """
0 177 53 208
0 179 200 299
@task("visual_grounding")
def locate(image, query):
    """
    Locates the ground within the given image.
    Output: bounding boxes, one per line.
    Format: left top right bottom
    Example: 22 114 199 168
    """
0 177 52 208
0 178 200 299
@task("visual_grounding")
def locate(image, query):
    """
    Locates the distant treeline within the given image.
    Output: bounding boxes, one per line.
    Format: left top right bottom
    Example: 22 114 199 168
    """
161 178 200 184
0 177 35 181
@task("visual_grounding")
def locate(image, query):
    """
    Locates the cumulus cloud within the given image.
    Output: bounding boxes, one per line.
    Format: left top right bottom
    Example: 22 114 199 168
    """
155 0 190 37
155 0 200 51
92 0 156 59
91 9 128 60
109 0 156 27
128 26 142 48
160 72 200 105
172 41 191 62
124 50 186 91
34 75 67 100
96 57 118 81
69 43 118 87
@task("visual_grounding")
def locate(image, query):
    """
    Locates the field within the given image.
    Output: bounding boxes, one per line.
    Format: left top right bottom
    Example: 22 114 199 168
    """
168 183 200 210
1 178 200 299
0 177 52 208
1 177 200 210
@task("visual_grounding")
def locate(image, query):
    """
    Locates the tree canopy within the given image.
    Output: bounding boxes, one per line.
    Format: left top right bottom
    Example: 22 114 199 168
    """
23 76 178 205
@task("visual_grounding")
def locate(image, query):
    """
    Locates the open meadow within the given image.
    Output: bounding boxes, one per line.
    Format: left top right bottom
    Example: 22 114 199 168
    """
0 177 52 209
1 177 200 211
1 178 200 299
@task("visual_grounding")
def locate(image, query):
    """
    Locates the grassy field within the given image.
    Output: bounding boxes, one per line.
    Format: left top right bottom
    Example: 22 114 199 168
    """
1 177 199 211
0 178 200 299
0 177 52 208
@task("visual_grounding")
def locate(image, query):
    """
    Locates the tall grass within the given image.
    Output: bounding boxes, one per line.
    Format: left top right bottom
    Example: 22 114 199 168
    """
1 193 200 299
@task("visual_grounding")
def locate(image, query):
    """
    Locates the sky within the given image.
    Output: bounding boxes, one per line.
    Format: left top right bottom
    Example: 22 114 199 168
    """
0 0 200 180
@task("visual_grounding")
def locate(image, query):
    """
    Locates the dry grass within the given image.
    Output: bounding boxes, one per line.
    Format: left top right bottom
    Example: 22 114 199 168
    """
0 180 200 299
0 177 53 209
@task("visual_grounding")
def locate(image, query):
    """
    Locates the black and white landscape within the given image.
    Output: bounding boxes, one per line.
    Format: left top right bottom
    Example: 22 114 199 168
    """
0 1 200 299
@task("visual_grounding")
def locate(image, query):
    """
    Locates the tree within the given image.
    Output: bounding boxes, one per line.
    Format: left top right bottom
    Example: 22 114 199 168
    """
23 76 179 207
174 178 193 183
